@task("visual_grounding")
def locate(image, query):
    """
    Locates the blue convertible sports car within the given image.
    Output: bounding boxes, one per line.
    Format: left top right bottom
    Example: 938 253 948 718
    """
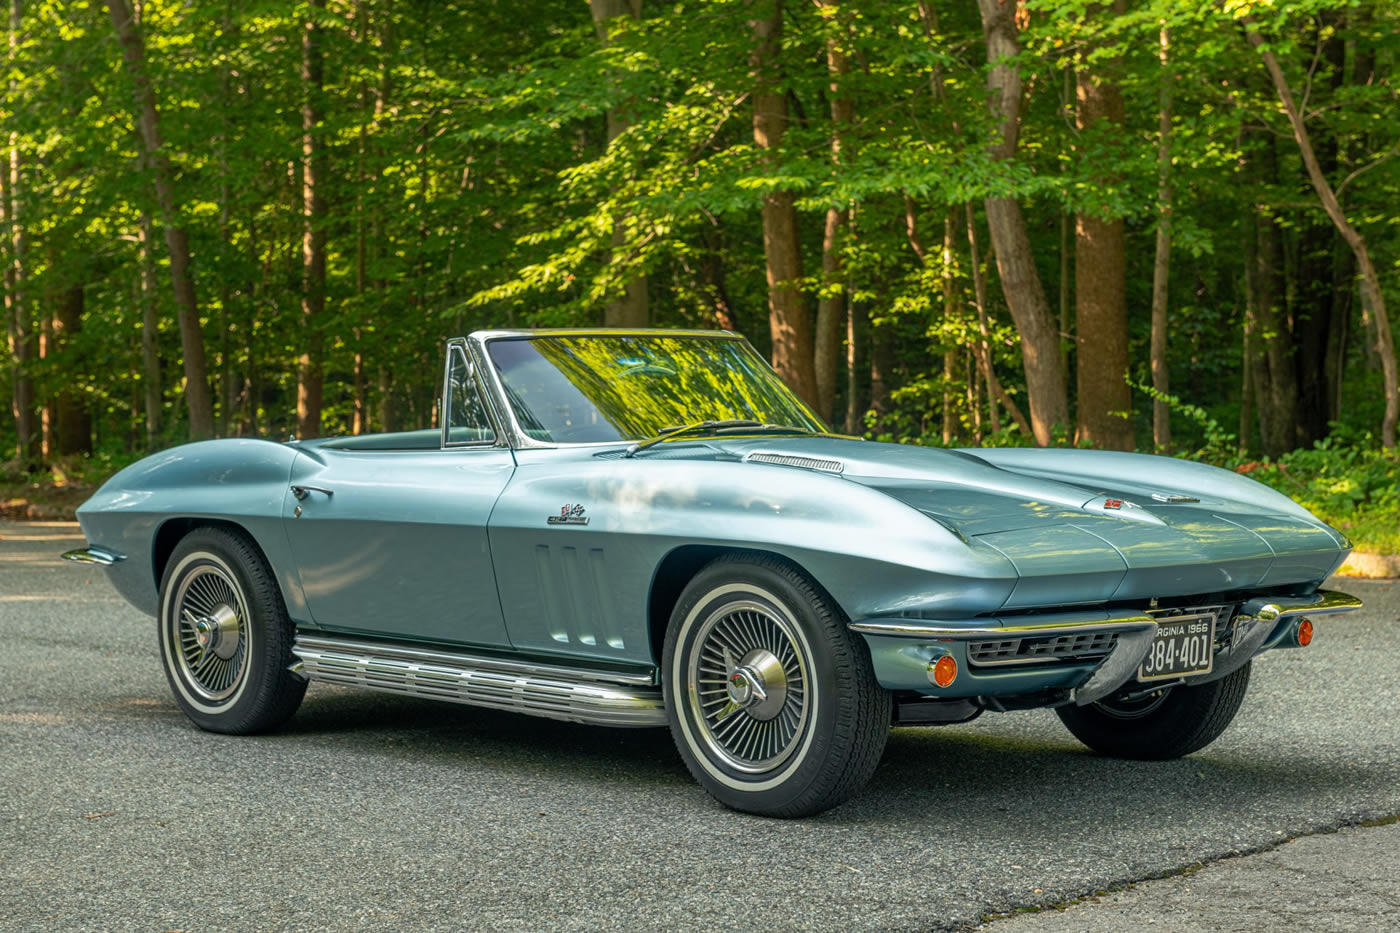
65 329 1362 816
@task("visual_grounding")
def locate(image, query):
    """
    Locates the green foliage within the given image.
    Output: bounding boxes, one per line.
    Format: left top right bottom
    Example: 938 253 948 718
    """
1247 438 1400 554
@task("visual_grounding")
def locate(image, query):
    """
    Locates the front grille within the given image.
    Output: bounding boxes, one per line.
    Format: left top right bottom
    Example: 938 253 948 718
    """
969 631 1118 666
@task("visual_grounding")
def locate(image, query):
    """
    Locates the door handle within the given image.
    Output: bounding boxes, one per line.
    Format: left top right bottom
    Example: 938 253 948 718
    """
290 484 335 501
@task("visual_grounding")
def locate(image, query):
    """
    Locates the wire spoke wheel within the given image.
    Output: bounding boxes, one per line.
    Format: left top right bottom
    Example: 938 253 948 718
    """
687 600 810 774
167 562 251 703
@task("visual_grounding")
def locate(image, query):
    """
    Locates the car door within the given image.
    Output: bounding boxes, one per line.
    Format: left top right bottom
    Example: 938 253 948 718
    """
281 342 515 648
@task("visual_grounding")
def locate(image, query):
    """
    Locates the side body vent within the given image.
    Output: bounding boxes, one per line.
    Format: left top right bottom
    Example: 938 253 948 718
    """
745 452 845 474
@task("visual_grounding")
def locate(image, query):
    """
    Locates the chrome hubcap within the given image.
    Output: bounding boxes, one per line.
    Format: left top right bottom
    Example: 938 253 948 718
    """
172 564 249 702
687 600 809 774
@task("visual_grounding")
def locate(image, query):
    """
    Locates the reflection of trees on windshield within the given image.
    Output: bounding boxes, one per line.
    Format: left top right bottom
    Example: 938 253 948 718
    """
491 335 826 442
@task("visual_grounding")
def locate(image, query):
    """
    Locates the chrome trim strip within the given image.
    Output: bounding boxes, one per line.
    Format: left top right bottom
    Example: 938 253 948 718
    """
291 635 665 728
61 546 125 566
1240 589 1363 622
849 611 1157 640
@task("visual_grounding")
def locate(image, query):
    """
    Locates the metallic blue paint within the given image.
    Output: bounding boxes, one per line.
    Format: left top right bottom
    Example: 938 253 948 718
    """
69 330 1359 712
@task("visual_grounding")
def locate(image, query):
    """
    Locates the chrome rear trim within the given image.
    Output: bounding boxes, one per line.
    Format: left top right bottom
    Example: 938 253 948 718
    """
292 635 666 728
61 546 125 566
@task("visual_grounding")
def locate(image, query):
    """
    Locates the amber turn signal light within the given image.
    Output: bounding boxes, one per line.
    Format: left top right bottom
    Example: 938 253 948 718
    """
1296 618 1314 647
930 655 958 688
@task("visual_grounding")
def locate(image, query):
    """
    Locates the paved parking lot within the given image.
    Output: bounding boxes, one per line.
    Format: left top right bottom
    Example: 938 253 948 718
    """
3 520 1398 931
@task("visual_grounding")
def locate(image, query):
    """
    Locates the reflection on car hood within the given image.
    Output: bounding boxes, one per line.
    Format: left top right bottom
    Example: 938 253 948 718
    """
674 435 1350 601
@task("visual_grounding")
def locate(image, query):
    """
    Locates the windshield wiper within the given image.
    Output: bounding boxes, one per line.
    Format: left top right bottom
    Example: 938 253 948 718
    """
623 420 815 458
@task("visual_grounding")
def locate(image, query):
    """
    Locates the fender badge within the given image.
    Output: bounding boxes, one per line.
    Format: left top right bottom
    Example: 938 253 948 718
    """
547 504 590 526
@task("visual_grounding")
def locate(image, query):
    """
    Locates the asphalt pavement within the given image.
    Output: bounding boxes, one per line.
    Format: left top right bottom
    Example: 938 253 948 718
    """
2 520 1398 932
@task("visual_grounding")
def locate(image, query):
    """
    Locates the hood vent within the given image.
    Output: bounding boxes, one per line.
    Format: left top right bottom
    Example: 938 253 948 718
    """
746 451 845 474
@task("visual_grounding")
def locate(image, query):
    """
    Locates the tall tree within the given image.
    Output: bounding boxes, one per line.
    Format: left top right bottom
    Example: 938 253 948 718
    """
1244 132 1297 458
976 0 1068 445
1244 17 1398 449
298 0 327 439
106 0 214 439
138 207 160 451
1149 26 1172 454
812 16 850 425
589 0 649 328
749 0 817 408
4 0 36 468
1073 1 1133 452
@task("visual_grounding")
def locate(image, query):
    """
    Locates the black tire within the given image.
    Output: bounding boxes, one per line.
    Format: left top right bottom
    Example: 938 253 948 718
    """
157 525 306 734
662 554 891 817
1056 663 1252 760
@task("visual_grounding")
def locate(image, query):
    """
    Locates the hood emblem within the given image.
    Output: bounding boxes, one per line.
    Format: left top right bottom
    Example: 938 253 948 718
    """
1151 493 1200 503
1103 498 1124 510
547 504 590 526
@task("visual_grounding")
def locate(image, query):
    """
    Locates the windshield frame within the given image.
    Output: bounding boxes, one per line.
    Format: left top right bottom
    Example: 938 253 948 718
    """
466 329 828 450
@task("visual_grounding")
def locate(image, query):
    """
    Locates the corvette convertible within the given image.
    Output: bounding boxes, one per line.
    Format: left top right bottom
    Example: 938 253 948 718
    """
65 328 1361 817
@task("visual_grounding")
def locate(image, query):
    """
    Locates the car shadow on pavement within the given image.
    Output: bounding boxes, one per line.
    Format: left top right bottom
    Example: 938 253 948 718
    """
268 685 1395 826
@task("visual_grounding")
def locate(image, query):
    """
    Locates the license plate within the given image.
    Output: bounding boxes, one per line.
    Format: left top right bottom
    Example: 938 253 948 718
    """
1138 612 1216 681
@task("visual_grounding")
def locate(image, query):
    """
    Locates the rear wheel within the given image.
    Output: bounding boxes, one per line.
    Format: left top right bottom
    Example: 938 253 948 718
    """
1056 663 1251 759
662 554 890 817
157 526 306 734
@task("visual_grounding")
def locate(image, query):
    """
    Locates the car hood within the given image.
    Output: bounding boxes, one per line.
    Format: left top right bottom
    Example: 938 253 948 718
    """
684 435 1349 602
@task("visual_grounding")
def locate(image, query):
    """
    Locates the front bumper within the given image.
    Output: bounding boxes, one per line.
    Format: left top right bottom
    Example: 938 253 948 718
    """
852 589 1363 706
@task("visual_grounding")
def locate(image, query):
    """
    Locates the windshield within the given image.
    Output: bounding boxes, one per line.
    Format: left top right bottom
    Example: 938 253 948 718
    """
485 334 827 444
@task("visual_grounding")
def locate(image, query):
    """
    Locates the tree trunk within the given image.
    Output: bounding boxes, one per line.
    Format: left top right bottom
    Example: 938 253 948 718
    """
966 204 1031 437
813 23 851 424
844 295 867 435
3 0 36 468
1073 2 1133 452
870 319 893 424
975 0 1068 445
941 209 959 444
297 0 326 439
138 209 160 450
1244 18 1397 448
698 225 737 332
52 283 90 456
106 0 213 440
1244 137 1297 460
749 0 817 408
1149 27 1172 454
589 0 648 328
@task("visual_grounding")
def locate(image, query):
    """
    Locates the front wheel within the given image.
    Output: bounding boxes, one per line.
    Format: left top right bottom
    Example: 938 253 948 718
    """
1056 663 1251 760
158 526 306 734
662 554 891 818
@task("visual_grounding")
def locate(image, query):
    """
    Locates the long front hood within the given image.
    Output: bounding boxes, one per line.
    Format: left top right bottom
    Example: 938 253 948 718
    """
710 436 1350 606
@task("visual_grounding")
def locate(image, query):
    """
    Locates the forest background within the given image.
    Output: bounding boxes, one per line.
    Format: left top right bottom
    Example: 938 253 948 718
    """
2 0 1399 552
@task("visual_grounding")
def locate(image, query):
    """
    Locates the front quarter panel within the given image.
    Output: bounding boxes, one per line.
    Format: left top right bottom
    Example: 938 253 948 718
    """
488 448 1018 666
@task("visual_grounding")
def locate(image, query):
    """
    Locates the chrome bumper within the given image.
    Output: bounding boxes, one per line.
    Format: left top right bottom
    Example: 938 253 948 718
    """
851 589 1363 705
60 545 125 566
